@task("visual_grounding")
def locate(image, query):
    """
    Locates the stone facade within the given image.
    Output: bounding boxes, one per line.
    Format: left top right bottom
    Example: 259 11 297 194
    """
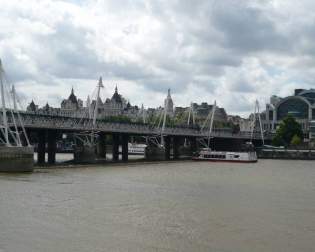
27 86 140 120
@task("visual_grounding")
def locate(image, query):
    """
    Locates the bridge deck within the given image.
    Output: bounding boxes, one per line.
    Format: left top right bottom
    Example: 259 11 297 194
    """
6 112 270 140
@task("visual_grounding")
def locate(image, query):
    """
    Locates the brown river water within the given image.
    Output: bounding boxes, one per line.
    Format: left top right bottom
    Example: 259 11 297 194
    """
0 159 314 252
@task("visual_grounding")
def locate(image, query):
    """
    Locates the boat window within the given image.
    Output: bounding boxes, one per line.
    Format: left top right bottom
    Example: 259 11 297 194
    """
234 155 240 158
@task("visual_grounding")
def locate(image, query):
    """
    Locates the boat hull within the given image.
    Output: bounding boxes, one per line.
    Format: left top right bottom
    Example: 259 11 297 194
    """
192 149 258 163
192 157 257 163
0 146 34 172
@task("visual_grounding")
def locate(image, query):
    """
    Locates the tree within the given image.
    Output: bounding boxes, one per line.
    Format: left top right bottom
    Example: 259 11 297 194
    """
290 134 302 146
272 115 303 146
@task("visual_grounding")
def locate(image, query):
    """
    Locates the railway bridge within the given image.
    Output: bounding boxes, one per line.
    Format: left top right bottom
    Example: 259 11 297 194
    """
7 112 270 165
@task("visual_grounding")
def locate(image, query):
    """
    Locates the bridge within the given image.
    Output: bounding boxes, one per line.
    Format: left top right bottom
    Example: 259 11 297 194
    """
4 111 270 165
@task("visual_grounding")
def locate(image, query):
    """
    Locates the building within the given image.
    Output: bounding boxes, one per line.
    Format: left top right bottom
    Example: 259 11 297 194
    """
27 86 140 120
164 89 174 116
192 102 228 123
261 88 315 139
26 100 38 112
227 115 251 132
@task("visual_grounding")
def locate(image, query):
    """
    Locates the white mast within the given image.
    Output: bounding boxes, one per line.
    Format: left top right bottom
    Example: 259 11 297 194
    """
207 100 216 148
90 77 103 145
93 77 103 127
250 100 264 145
86 95 92 119
184 102 194 147
10 85 22 146
0 59 9 146
187 103 192 126
256 100 264 145
161 89 170 146
141 104 146 124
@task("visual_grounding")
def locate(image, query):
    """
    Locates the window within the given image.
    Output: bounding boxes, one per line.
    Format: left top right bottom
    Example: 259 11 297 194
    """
277 98 309 120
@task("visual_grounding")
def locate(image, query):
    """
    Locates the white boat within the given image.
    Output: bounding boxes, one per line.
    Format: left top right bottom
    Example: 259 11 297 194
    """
128 143 146 155
193 148 257 163
0 59 34 172
193 100 261 163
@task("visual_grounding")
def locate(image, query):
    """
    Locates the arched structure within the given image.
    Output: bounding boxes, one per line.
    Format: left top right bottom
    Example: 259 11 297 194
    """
276 96 311 121
261 89 315 139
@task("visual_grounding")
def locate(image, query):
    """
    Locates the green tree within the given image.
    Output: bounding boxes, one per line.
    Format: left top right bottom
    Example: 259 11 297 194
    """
272 115 303 146
290 134 302 146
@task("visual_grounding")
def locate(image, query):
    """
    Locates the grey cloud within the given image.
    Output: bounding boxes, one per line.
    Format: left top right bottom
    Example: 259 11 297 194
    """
2 0 315 115
210 3 288 53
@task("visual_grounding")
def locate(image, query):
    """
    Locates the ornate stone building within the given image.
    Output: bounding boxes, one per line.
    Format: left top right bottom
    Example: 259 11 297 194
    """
100 86 128 116
61 88 83 111
26 85 140 120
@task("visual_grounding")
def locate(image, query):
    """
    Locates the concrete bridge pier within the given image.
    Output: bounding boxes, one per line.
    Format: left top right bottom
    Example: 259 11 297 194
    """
37 130 46 165
47 130 57 164
122 134 129 162
173 136 180 160
97 132 106 159
164 136 171 160
112 133 120 162
190 137 197 153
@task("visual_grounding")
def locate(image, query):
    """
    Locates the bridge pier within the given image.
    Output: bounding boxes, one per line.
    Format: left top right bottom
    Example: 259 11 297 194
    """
97 132 106 159
173 136 180 160
112 133 120 162
37 130 46 165
122 134 129 162
47 130 57 164
190 137 197 153
164 136 171 160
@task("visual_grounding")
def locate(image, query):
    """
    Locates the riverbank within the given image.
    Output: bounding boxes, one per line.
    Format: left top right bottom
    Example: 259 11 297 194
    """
258 149 315 160
35 158 193 170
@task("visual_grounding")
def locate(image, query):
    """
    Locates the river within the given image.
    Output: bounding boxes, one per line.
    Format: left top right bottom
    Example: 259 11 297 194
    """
0 160 314 251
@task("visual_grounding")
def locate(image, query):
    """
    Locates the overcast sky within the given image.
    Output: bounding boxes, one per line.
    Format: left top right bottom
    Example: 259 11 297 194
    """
1 0 315 116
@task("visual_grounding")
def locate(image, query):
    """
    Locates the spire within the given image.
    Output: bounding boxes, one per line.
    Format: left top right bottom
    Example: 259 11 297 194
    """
71 86 74 95
167 88 171 97
98 76 104 88
115 84 118 93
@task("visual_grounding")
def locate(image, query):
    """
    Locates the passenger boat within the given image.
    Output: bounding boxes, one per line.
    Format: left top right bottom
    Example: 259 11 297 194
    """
128 143 146 155
0 59 34 172
192 148 257 163
193 100 260 163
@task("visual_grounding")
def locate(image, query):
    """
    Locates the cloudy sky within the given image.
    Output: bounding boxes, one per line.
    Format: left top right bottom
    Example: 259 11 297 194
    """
1 0 315 116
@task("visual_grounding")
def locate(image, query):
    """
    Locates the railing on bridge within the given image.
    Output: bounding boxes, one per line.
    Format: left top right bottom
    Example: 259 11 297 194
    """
4 111 270 140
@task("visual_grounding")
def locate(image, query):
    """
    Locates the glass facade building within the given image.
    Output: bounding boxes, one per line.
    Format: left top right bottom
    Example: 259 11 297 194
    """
262 89 315 139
